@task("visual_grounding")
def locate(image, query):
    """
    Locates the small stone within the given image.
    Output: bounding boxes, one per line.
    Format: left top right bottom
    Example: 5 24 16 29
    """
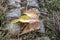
38 20 45 33
6 8 21 18
36 37 50 40
5 22 20 35
8 0 21 7
27 0 39 7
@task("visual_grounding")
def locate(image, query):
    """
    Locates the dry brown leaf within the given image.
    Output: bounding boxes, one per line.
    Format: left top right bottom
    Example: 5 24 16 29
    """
11 15 30 23
21 22 40 35
23 9 37 15
11 9 40 24
11 9 40 35
23 9 39 19
11 15 39 23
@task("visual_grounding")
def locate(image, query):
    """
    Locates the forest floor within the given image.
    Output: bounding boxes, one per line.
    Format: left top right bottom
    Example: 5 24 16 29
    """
0 0 60 40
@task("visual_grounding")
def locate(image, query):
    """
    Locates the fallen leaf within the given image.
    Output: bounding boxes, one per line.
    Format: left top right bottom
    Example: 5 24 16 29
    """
11 15 39 23
11 9 40 24
10 9 40 35
23 9 37 15
23 9 39 19
21 22 40 35
11 15 30 23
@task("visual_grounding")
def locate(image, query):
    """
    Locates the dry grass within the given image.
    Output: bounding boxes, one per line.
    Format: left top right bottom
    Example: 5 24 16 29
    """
0 0 60 40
